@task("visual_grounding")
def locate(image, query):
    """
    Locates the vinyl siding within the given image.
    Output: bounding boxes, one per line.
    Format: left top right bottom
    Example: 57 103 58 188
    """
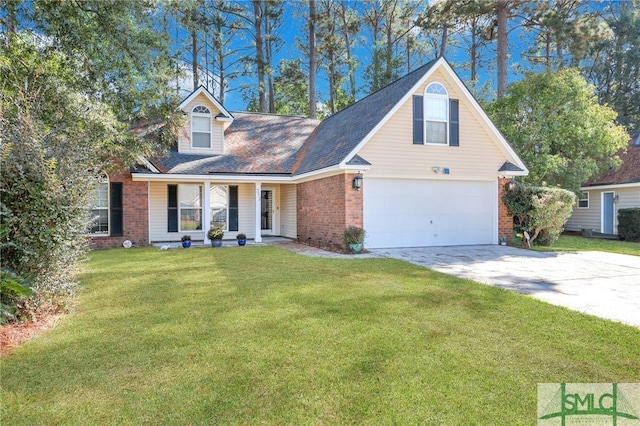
178 92 225 155
358 68 505 180
149 181 256 242
280 184 297 238
565 185 640 234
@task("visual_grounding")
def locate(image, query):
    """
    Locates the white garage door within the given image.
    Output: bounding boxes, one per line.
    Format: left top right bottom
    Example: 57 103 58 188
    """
364 179 497 248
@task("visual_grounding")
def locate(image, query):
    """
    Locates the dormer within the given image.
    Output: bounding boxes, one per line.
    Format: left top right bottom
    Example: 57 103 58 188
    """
177 86 234 155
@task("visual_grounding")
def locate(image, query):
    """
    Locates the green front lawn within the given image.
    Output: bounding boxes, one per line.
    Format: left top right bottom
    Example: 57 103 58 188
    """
534 234 640 256
2 247 639 424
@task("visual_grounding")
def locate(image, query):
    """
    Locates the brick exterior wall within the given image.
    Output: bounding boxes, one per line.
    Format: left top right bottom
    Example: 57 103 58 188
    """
297 173 363 252
498 177 514 245
89 169 149 249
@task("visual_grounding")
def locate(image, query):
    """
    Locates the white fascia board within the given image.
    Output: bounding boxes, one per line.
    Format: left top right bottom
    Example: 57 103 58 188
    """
131 173 292 184
581 182 640 191
339 57 529 175
136 155 160 173
498 170 529 178
178 86 234 120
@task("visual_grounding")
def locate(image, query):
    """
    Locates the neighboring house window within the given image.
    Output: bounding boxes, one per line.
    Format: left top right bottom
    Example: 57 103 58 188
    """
89 176 123 236
578 192 589 209
413 83 459 146
191 105 211 148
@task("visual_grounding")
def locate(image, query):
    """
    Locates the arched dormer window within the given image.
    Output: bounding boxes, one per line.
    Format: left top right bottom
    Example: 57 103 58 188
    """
191 105 212 148
424 82 448 145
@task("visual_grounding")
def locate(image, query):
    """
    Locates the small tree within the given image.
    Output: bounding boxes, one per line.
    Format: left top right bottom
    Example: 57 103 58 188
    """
503 184 575 246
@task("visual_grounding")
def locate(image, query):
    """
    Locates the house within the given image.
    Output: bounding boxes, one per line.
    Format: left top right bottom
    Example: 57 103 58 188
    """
565 132 640 235
89 57 528 250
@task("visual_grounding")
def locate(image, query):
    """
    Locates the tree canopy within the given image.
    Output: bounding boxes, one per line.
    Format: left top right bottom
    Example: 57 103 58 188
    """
487 69 629 194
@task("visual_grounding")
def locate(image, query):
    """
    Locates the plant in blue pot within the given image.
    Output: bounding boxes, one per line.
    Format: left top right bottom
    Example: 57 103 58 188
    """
207 227 224 247
181 235 192 248
342 226 366 253
236 233 247 246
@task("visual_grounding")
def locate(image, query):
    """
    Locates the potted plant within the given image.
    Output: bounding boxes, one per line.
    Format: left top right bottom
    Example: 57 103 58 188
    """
181 235 192 248
207 227 224 247
236 233 247 246
343 226 366 253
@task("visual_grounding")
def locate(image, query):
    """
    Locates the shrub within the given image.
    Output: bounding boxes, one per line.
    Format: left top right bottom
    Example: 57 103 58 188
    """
503 184 575 246
343 226 366 245
618 208 640 242
0 270 33 324
207 228 224 240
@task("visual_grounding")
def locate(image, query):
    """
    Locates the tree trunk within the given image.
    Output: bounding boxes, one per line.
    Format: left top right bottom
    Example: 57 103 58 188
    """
496 0 508 99
265 10 275 113
253 0 267 112
439 26 448 58
191 28 199 90
309 0 317 118
340 2 356 102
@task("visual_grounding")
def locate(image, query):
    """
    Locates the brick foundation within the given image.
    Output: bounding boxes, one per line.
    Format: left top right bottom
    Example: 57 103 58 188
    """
89 169 149 249
498 177 514 245
297 173 363 252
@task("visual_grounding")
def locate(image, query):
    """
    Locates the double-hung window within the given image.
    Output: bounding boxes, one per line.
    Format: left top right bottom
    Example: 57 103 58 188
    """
179 184 203 231
89 175 109 235
578 192 589 209
191 105 211 148
210 185 228 230
425 82 449 145
413 82 459 146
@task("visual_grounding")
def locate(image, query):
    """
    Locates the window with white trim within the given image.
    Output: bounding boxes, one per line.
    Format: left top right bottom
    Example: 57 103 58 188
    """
578 192 589 209
191 105 211 148
179 184 203 231
89 175 109 234
210 185 228 231
424 82 448 145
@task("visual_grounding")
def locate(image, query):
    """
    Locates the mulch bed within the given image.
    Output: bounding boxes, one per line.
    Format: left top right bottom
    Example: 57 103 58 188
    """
0 314 60 355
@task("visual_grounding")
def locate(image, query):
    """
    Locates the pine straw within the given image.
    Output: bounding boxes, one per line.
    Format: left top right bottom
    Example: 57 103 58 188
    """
0 314 61 355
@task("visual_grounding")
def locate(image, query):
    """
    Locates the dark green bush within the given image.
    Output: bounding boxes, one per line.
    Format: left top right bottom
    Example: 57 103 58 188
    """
618 208 640 242
502 184 575 246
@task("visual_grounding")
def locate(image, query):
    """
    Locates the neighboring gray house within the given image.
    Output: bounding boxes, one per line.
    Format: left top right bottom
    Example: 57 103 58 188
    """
565 132 640 235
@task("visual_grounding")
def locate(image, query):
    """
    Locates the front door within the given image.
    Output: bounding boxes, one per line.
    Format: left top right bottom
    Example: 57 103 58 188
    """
261 189 274 235
602 192 615 234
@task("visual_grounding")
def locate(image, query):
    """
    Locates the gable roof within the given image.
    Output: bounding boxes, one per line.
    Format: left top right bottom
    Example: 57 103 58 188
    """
583 133 640 187
140 58 528 180
292 56 527 176
178 86 234 121
292 60 438 176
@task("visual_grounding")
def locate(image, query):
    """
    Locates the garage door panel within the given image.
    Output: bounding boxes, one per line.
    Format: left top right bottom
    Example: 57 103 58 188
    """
364 179 496 248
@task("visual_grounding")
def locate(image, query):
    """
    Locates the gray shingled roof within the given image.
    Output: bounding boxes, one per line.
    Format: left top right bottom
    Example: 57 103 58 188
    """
159 112 319 175
292 60 436 176
151 61 438 176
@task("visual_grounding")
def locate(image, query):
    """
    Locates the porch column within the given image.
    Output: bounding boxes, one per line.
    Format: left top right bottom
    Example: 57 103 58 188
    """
203 181 211 244
255 182 262 243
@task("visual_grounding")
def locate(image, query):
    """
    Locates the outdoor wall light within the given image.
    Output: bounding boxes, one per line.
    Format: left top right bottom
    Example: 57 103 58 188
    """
504 178 518 192
352 172 363 191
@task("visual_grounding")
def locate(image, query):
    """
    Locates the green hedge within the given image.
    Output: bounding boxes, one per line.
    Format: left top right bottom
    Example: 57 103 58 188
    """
618 208 640 242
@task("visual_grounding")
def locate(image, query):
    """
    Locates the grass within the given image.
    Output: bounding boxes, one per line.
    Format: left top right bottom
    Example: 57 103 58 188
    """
2 246 639 424
533 234 640 256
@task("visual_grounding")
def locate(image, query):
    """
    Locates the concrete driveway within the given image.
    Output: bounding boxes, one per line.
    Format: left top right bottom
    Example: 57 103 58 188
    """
370 245 640 328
